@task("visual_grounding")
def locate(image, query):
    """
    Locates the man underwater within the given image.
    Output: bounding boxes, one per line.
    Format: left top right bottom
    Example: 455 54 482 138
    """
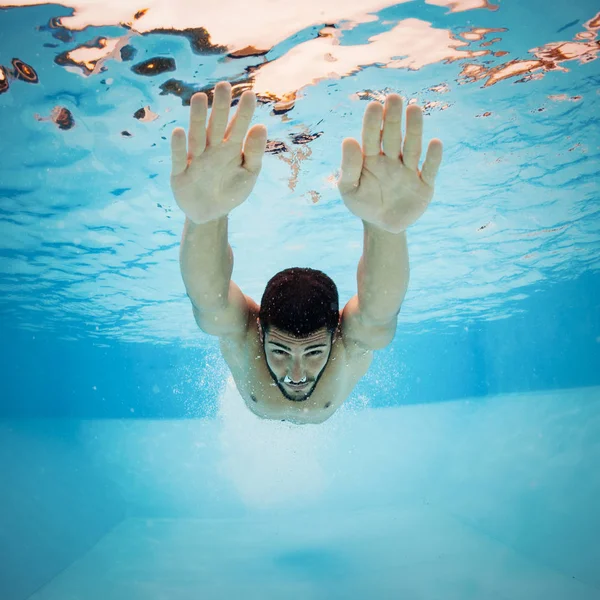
171 81 442 424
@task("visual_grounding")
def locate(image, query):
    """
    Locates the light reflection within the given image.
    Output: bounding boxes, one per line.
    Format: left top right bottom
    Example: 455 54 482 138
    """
1 1 596 102
427 0 499 13
458 12 600 87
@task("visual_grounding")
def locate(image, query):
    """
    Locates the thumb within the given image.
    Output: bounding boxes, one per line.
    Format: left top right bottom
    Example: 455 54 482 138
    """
242 124 268 174
338 137 363 192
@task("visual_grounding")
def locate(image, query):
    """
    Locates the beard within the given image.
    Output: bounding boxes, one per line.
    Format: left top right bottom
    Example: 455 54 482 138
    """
265 349 331 402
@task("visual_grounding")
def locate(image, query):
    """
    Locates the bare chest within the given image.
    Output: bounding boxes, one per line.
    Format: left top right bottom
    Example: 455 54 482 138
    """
219 328 370 422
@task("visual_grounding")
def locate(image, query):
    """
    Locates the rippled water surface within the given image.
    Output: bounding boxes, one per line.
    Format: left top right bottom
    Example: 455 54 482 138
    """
1 4 600 600
1 0 598 344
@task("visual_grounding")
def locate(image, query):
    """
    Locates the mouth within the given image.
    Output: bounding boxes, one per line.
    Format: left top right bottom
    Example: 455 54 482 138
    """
285 381 309 390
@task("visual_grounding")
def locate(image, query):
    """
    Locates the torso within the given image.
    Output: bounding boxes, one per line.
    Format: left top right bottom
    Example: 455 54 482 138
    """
219 306 373 424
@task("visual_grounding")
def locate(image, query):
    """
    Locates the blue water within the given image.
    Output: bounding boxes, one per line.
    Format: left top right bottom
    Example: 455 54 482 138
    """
1 0 599 598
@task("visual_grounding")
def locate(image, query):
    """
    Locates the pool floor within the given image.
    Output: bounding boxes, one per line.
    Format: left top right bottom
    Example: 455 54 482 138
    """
27 506 597 600
3 385 599 600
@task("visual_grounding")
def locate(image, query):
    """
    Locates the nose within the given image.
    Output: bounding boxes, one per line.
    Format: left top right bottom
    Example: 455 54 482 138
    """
289 358 305 383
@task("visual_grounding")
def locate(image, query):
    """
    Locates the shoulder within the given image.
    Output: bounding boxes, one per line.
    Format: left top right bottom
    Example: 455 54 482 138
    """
339 295 398 353
192 283 259 346
218 294 260 353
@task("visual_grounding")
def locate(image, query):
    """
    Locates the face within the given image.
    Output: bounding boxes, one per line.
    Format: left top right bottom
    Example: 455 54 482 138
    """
261 323 334 402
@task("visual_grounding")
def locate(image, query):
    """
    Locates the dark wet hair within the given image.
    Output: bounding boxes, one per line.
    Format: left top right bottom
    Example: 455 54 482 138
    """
259 267 339 337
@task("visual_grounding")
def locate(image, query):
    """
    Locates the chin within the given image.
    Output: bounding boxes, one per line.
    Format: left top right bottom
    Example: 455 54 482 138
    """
278 383 313 402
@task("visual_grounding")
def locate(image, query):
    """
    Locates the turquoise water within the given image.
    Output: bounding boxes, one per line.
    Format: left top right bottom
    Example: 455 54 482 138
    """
1 0 599 598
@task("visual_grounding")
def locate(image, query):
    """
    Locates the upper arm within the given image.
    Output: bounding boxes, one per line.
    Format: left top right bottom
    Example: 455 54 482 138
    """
190 280 257 341
340 294 398 352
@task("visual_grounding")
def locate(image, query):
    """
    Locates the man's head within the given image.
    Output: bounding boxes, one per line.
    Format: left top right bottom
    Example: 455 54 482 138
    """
258 268 339 401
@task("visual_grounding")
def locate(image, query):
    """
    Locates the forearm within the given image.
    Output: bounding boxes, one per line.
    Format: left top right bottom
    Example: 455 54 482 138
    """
180 216 233 311
357 222 409 323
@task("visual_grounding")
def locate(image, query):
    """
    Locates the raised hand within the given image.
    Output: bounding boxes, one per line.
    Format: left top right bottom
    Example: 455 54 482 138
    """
170 81 268 224
337 95 443 234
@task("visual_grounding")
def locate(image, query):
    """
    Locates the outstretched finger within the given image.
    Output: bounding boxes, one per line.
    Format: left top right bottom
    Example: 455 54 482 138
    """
362 101 384 157
207 81 232 146
188 92 207 158
338 137 363 193
420 138 443 187
225 90 257 145
242 124 268 174
171 127 188 176
402 104 423 170
381 94 403 159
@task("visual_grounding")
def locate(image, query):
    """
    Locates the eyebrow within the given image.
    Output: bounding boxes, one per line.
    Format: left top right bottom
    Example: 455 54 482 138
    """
268 341 328 351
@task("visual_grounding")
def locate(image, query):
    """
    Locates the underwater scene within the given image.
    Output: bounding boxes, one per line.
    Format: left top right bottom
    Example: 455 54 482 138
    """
0 0 599 598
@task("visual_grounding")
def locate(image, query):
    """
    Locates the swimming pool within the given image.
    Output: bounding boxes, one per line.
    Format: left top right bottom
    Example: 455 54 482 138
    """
1 0 599 598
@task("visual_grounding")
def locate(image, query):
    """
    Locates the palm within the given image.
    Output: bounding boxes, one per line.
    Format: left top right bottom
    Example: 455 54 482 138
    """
171 145 258 222
170 82 267 225
337 96 442 234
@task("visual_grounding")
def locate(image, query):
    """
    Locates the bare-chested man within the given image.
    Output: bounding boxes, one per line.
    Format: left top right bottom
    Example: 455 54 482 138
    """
171 81 442 424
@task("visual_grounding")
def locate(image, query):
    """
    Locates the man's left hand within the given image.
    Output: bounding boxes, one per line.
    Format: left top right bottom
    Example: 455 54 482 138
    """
337 94 443 234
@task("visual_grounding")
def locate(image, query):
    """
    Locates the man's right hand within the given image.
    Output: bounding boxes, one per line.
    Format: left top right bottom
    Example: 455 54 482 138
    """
170 81 267 225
